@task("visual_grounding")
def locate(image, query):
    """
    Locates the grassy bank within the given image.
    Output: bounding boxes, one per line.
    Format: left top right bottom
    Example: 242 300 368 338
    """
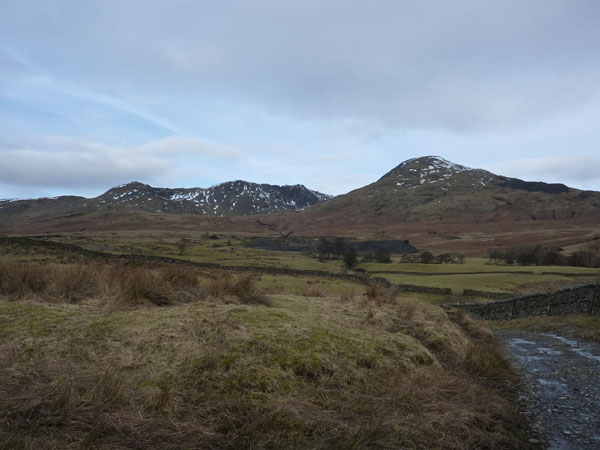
0 264 536 449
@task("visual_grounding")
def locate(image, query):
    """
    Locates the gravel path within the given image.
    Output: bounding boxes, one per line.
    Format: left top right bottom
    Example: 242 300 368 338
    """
496 331 600 449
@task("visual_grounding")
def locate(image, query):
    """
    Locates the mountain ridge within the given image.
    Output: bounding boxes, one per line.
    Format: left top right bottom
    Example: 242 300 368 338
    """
2 156 600 238
0 180 332 218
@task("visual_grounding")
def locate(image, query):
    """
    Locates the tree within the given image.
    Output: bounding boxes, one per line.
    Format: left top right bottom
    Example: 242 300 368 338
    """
333 237 346 256
488 249 501 265
343 249 358 269
420 251 434 264
374 248 391 263
317 237 332 259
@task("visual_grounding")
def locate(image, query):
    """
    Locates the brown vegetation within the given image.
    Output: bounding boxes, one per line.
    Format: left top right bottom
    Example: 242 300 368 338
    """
0 295 536 450
0 261 208 307
207 271 271 305
366 282 396 305
301 282 325 297
339 287 356 302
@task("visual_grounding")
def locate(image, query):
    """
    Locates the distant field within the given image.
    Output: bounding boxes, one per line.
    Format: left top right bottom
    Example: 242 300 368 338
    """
2 234 596 304
360 258 600 275
384 272 592 295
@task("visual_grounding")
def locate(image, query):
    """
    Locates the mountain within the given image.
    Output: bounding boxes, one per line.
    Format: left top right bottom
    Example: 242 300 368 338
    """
2 157 600 255
304 156 600 223
0 180 332 219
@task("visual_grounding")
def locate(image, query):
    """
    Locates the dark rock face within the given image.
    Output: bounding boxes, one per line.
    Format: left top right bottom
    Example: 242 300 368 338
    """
494 178 570 194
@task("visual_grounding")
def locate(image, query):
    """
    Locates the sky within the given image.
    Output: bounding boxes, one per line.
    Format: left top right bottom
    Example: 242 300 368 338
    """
1 0 600 199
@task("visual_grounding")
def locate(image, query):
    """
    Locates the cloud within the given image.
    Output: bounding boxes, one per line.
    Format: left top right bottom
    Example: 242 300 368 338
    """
484 156 600 189
143 136 242 159
2 0 600 132
0 135 242 194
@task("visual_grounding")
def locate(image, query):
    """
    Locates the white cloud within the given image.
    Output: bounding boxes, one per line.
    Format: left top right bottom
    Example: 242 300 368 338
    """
2 0 600 132
142 136 242 159
0 135 242 195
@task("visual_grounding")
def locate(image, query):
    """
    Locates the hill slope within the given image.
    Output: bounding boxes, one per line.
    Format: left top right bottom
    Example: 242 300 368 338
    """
306 156 600 223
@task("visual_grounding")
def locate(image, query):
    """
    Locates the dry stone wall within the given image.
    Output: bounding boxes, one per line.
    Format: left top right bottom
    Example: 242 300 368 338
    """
449 283 600 320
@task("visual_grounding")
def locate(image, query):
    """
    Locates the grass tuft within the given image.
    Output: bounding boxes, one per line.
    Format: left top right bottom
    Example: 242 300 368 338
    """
207 271 271 306
301 282 325 297
366 282 396 305
339 287 356 302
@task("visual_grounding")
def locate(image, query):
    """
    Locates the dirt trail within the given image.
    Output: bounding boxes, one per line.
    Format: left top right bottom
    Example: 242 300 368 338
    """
496 331 600 449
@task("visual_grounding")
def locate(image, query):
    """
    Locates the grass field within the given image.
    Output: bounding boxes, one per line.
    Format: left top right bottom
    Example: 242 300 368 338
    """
359 258 600 275
2 234 597 304
384 272 590 295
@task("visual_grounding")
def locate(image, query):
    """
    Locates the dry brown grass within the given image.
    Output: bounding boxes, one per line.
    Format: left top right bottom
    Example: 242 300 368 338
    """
446 307 516 380
339 287 356 302
207 271 271 306
0 296 536 450
0 261 205 307
0 262 95 302
366 282 396 305
301 282 325 297
463 337 515 380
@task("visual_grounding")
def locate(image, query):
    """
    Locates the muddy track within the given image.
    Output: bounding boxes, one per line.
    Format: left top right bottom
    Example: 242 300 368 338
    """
496 331 600 449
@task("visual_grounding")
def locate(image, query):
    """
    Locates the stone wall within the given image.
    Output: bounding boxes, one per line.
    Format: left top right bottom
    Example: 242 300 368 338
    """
448 283 600 320
462 289 513 300
395 283 452 296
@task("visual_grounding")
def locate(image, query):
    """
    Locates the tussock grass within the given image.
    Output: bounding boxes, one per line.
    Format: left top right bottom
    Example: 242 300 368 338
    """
0 261 206 307
207 271 271 306
463 338 515 380
339 287 356 302
366 282 396 305
301 282 325 297
446 308 515 380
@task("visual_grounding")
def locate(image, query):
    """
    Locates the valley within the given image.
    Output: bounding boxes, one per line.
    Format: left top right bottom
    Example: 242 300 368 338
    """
1 156 599 449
